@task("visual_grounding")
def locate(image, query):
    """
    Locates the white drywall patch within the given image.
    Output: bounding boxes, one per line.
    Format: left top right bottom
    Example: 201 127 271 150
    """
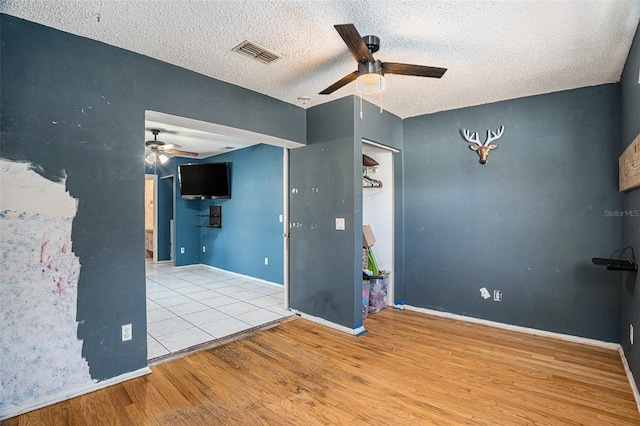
0 160 93 412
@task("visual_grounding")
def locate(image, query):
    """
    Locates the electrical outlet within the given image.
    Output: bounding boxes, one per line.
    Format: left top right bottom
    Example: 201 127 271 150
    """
264 257 269 265
180 247 185 254
279 214 283 223
335 218 345 230
202 245 206 253
122 324 132 342
631 324 634 345
493 290 502 301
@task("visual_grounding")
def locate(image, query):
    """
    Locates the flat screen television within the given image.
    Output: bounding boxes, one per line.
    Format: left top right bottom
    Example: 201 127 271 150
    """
178 162 231 200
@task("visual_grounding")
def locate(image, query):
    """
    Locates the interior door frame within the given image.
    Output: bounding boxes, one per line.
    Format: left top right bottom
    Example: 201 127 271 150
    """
362 138 398 306
145 173 159 263
283 148 290 309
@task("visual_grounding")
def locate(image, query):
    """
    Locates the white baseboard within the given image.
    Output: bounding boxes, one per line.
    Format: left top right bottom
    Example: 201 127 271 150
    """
403 305 619 350
619 347 640 414
290 309 367 336
177 263 282 288
0 367 151 421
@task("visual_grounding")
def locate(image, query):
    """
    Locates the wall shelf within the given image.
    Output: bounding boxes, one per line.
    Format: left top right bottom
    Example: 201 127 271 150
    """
198 205 222 228
592 246 637 271
592 257 637 271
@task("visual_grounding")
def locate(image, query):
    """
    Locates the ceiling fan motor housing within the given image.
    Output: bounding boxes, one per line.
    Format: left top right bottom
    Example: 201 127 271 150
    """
362 35 380 53
145 129 166 149
358 59 383 75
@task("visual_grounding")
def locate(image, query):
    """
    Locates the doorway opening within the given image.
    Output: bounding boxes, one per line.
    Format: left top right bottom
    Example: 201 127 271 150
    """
144 174 158 263
144 111 302 361
362 139 397 318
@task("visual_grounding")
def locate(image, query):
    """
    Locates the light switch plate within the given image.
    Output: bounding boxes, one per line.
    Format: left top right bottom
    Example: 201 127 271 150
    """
335 218 345 230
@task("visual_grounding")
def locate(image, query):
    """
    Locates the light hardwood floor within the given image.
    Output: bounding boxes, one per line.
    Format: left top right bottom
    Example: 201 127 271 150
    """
5 309 640 425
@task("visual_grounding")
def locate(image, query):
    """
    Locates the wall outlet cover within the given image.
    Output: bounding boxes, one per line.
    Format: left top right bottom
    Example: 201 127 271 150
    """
335 218 346 230
122 324 132 342
479 287 491 299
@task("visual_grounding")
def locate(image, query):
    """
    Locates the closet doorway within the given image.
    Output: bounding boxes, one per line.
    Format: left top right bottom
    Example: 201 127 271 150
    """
362 139 397 305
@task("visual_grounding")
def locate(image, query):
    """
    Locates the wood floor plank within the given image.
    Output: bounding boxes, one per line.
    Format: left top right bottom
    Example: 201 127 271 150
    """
4 309 639 425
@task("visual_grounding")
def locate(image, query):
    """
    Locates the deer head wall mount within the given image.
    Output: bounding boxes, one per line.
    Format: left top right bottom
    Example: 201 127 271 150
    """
462 126 504 165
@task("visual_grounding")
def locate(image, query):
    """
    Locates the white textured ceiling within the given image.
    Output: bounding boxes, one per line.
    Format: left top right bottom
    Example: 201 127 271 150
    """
2 1 639 120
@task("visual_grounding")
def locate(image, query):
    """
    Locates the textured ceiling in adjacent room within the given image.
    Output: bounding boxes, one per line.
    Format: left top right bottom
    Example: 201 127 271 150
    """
2 0 639 119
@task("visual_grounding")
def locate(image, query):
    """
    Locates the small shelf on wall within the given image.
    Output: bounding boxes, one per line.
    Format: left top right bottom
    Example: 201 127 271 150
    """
197 205 222 228
592 246 638 272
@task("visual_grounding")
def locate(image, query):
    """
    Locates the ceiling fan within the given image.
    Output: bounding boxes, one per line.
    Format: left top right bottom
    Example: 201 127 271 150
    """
319 24 447 95
144 128 198 164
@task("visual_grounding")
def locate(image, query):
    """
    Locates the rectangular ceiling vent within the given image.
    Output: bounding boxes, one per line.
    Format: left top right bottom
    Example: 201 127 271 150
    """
232 40 281 64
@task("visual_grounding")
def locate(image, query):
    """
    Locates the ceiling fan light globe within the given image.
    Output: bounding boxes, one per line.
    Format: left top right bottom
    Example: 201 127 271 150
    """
356 73 385 94
158 153 170 164
145 152 157 164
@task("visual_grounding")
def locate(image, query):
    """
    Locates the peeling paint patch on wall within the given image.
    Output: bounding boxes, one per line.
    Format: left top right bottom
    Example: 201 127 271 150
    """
0 160 94 411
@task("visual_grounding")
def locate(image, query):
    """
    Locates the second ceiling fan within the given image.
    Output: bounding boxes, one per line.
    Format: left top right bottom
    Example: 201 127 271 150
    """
319 24 447 95
145 129 199 164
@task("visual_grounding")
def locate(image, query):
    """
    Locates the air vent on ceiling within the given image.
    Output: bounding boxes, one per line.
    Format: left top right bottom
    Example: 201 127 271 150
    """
232 40 281 64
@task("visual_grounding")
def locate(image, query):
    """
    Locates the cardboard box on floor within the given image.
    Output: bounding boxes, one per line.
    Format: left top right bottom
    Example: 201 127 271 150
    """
363 225 376 248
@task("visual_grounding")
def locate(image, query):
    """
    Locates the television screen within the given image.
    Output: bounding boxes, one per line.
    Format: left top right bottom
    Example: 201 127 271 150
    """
178 162 231 200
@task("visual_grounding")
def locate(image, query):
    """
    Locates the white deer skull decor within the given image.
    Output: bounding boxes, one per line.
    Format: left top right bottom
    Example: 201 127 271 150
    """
462 126 504 165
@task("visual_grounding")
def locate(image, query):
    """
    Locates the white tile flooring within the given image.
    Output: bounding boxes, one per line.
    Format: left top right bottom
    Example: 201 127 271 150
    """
146 260 294 360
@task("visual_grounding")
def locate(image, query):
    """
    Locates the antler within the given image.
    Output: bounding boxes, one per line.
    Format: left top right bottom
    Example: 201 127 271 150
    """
484 126 504 146
462 129 482 146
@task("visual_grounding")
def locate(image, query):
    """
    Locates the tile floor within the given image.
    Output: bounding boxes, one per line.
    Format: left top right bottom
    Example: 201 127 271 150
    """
146 260 294 360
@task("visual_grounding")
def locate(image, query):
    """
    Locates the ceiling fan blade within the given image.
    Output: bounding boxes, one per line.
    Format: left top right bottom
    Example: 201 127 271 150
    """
319 71 359 95
334 24 374 63
165 149 199 157
159 143 179 150
382 62 447 78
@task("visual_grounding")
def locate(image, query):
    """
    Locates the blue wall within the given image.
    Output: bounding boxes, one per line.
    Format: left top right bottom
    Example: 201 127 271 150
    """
403 84 622 342
146 145 285 282
290 97 403 329
173 157 203 266
157 174 174 262
620 20 640 390
1 14 305 386
200 145 284 284
290 97 358 327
